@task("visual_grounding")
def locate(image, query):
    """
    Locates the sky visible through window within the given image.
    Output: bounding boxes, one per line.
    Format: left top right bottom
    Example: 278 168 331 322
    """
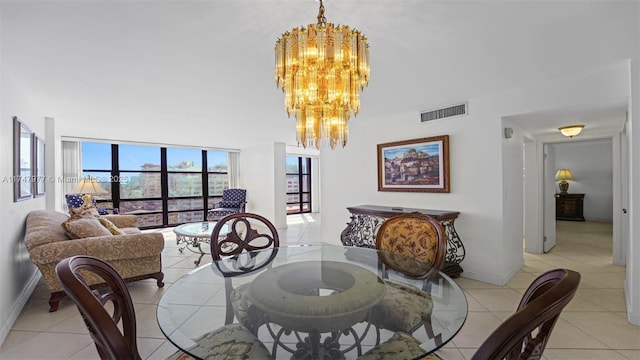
82 142 228 170
79 142 231 227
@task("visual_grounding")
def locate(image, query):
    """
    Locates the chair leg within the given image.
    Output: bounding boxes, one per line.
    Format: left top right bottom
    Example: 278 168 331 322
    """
424 315 443 346
48 292 66 312
224 279 235 325
151 272 165 287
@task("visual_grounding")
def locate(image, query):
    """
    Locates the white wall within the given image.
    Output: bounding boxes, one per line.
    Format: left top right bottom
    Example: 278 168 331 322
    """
321 103 506 284
625 4 640 325
239 142 286 229
501 119 526 279
552 139 614 222
322 61 633 288
0 71 48 343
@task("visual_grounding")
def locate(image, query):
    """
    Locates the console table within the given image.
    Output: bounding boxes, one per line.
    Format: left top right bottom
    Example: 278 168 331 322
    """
340 205 465 277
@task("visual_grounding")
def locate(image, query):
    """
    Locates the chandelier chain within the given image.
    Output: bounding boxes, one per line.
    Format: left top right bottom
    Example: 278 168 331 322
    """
316 0 327 27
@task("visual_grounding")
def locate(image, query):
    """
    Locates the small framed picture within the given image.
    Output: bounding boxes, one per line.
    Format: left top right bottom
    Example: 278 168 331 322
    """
377 135 450 193
33 135 45 197
14 116 33 202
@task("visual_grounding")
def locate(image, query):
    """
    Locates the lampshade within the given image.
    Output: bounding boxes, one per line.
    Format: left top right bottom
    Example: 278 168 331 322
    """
554 168 574 194
558 125 584 138
71 176 108 194
275 0 370 150
554 169 574 181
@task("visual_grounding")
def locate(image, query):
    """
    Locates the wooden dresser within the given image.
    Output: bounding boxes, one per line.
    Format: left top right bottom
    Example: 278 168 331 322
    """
555 193 585 221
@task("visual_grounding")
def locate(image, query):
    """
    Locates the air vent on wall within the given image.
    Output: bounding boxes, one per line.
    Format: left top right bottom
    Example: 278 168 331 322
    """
421 102 468 122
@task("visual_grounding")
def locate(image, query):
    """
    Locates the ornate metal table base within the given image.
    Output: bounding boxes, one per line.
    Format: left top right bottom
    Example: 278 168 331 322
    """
175 233 210 266
263 323 375 360
174 221 227 266
248 261 384 359
340 205 465 277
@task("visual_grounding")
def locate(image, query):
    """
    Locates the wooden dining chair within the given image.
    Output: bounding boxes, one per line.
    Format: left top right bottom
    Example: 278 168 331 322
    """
209 212 280 333
469 268 581 360
55 255 270 360
368 212 447 343
360 268 581 360
210 212 280 260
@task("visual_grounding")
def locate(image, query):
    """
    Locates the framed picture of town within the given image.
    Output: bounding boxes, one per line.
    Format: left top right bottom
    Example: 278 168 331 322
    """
377 135 450 193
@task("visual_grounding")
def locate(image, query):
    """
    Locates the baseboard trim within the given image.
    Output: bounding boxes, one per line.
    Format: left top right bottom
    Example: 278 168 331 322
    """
624 279 640 325
461 258 525 286
0 272 41 347
502 257 525 286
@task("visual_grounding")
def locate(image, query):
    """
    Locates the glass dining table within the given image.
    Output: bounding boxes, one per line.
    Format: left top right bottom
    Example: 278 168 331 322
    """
157 245 468 360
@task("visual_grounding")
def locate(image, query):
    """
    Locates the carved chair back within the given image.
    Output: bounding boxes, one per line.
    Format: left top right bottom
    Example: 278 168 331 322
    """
55 256 141 360
210 212 279 260
209 212 280 328
472 268 581 360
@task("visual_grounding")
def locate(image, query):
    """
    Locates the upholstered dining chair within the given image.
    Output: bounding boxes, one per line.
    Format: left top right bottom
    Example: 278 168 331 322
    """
206 188 247 221
359 268 581 360
209 212 280 333
55 255 271 360
368 212 447 343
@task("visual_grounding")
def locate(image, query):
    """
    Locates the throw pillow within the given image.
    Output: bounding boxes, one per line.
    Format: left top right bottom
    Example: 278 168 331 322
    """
62 217 113 238
80 194 96 209
97 216 125 235
69 206 100 219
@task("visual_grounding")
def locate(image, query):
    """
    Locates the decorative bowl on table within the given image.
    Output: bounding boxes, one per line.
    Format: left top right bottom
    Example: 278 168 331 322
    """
248 261 386 333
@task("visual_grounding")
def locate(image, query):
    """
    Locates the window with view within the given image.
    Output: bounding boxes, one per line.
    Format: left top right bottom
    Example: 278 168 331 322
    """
286 156 312 214
80 142 230 228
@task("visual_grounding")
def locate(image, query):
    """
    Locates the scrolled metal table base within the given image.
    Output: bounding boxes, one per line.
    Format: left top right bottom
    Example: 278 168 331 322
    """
262 321 376 360
175 234 209 266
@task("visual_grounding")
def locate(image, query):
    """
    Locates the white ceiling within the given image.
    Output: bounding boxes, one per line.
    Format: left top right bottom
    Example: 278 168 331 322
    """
1 1 636 146
506 101 628 139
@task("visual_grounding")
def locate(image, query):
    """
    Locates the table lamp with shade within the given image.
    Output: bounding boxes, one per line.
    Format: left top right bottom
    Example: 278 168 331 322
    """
554 169 574 194
71 176 108 195
66 176 112 214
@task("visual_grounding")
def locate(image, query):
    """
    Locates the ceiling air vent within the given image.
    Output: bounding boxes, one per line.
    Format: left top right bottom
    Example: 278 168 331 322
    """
421 102 468 122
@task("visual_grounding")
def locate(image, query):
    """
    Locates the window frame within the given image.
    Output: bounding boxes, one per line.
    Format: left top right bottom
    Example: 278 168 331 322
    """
286 156 312 215
80 142 231 228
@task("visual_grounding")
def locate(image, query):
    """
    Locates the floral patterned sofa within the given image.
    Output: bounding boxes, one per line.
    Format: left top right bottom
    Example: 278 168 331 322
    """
24 209 165 312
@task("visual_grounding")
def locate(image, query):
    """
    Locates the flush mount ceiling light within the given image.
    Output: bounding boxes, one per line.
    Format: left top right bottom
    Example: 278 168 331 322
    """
558 125 585 138
275 0 370 150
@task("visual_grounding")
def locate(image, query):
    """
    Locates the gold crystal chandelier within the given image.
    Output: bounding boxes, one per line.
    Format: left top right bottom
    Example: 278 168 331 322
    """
275 0 370 149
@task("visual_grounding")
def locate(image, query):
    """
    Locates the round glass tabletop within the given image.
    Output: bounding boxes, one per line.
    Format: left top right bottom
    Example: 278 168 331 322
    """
157 245 468 359
173 221 219 238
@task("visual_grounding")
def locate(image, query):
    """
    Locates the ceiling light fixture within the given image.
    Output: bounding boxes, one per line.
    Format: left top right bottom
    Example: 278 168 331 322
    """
558 125 584 138
275 0 370 149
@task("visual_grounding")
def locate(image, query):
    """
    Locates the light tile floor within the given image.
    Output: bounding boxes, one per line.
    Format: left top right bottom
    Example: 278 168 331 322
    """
1 215 638 359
